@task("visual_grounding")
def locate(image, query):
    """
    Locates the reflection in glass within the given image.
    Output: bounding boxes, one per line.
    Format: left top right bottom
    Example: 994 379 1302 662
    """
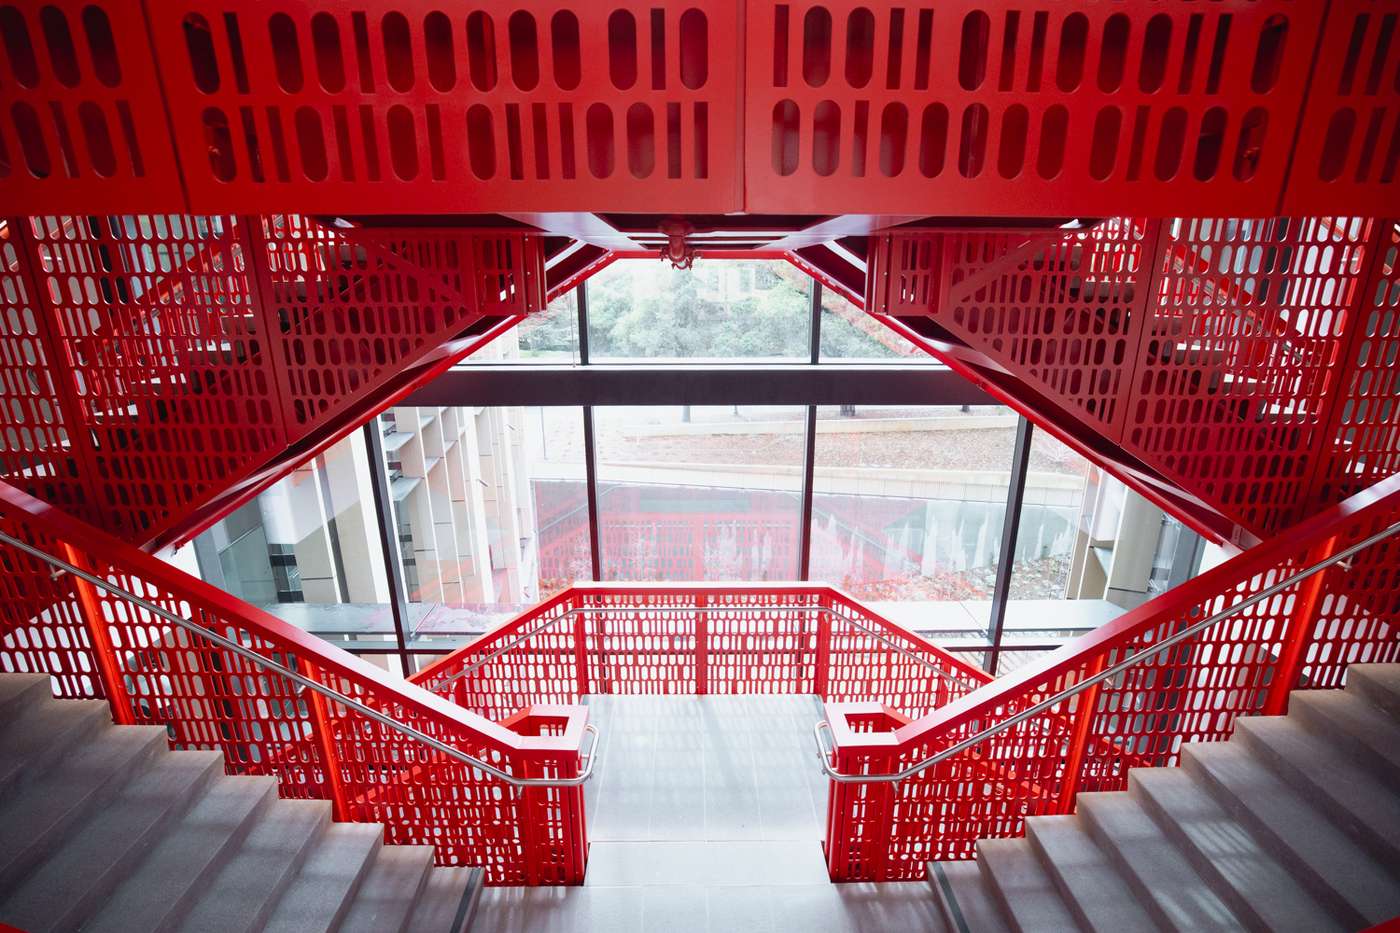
595 406 805 579
810 406 1016 624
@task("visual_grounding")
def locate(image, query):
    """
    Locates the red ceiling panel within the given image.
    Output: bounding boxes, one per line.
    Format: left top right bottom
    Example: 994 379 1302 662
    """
144 3 743 214
744 1 1325 216
0 1 185 213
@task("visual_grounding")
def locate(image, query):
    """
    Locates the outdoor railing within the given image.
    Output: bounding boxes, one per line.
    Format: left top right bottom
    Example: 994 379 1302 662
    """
816 473 1400 881
413 583 989 719
0 480 593 886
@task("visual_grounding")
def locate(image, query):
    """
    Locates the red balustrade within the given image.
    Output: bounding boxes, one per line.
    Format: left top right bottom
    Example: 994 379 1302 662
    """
819 472 1400 881
868 216 1400 542
0 213 543 552
0 479 590 886
413 582 988 722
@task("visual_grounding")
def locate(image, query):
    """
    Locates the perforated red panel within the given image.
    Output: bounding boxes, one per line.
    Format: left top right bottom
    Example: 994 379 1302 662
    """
1282 2 1400 215
1310 221 1400 507
147 2 742 214
0 232 95 522
253 217 542 434
745 2 1323 216
824 592 985 719
1127 217 1374 535
878 220 1150 441
0 520 100 699
869 216 1391 539
0 213 546 549
0 1 184 213
822 474 1400 881
19 214 284 543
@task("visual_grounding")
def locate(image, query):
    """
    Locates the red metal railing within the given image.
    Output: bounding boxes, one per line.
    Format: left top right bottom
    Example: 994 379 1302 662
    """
817 472 1400 881
413 583 989 721
0 479 592 886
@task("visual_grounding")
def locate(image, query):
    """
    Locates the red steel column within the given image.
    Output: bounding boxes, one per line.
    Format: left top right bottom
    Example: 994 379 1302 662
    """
1263 537 1337 716
814 595 831 699
572 594 591 697
61 544 136 724
299 656 351 821
1055 655 1106 813
695 593 709 694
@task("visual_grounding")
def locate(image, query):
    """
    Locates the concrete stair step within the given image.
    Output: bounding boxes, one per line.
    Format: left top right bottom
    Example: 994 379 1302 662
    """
406 866 484 933
262 823 385 933
1182 740 1400 928
173 797 332 933
1077 791 1242 933
1023 815 1158 933
1129 767 1343 933
0 748 225 933
1346 664 1400 719
0 697 112 797
927 860 1010 933
1290 690 1400 780
83 775 278 933
338 843 436 933
975 837 1081 933
1234 715 1400 869
0 672 53 718
0 721 169 893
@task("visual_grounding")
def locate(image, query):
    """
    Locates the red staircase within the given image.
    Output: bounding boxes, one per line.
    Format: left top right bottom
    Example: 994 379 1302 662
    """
0 479 591 886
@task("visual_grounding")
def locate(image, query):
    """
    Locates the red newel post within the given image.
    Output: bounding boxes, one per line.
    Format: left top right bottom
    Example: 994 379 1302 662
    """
62 544 136 725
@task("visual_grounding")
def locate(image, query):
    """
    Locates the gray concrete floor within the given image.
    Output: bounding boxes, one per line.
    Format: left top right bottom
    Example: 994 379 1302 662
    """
476 695 944 932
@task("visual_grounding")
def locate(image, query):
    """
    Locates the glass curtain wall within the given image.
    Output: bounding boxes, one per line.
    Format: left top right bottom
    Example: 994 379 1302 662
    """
188 258 1203 678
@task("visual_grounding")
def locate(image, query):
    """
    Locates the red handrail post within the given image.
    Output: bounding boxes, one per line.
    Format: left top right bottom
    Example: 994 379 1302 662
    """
695 593 709 695
1263 537 1337 716
61 544 136 725
572 593 590 697
300 656 352 822
1055 655 1106 813
814 594 831 699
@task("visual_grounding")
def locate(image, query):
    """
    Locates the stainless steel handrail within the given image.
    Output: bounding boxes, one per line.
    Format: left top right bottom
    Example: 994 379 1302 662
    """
0 531 599 789
813 519 1400 785
426 603 978 693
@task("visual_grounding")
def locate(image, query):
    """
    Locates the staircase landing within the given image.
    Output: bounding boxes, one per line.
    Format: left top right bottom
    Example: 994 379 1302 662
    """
475 694 943 932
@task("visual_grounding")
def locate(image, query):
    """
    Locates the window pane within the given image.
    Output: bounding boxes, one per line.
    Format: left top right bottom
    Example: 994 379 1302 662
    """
190 431 400 668
595 406 805 579
587 260 811 362
378 405 590 655
810 405 1016 628
459 288 580 364
1008 429 1091 600
819 289 924 361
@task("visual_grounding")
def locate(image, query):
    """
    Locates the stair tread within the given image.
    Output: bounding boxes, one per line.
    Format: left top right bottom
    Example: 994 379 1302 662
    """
1291 690 1400 778
0 748 224 933
173 797 331 933
338 844 436 933
1024 815 1157 933
262 823 385 933
1235 715 1400 866
406 866 482 933
83 775 278 933
1130 767 1343 933
1184 740 1400 927
1347 664 1400 718
0 697 112 794
928 860 1010 933
0 721 169 891
1077 791 1242 932
976 837 1080 933
0 673 53 716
